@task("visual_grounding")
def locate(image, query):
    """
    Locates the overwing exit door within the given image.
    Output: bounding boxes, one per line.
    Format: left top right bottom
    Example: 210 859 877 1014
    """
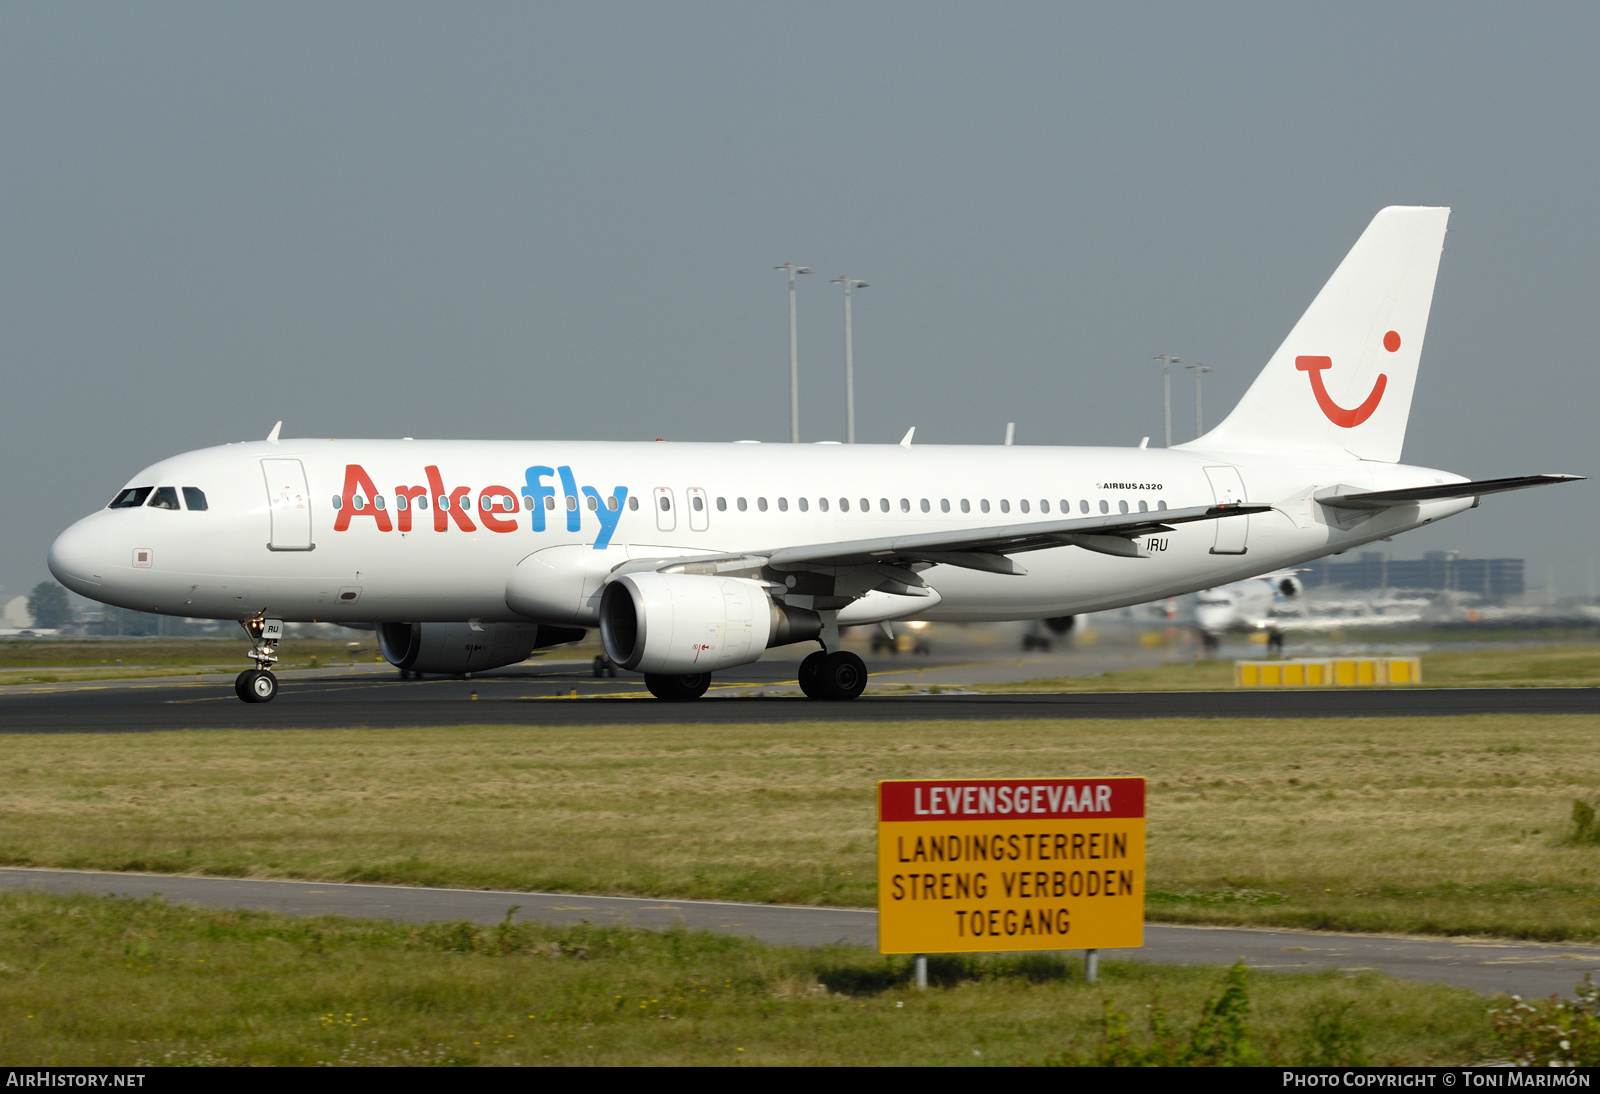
262 459 314 550
653 487 677 532
1203 466 1249 555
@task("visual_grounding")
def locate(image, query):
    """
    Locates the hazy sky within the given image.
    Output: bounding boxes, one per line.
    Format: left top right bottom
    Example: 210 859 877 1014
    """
3 3 1596 600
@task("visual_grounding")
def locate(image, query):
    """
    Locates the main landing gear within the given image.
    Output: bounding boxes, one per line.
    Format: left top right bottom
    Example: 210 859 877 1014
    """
644 672 710 700
235 615 284 704
797 650 868 701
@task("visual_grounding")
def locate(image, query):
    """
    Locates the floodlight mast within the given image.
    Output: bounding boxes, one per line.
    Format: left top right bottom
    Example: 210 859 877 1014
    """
1152 354 1181 446
776 262 813 442
831 276 868 442
1185 363 1212 438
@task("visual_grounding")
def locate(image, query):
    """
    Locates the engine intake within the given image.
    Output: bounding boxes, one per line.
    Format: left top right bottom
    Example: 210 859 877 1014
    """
375 621 585 675
599 572 820 674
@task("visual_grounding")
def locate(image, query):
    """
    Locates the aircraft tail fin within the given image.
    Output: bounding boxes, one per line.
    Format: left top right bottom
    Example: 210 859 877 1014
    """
1185 206 1450 463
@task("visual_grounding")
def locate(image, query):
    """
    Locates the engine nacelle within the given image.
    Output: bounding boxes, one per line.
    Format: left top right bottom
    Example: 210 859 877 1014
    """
1277 577 1304 598
599 572 820 674
375 621 585 675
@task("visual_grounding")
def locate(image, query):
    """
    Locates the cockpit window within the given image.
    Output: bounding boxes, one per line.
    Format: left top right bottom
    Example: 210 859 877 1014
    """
182 487 208 511
148 487 181 510
108 487 152 509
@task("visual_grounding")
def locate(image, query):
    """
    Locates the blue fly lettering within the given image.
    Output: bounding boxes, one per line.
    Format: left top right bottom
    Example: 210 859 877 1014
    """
523 466 630 548
584 486 629 549
523 466 556 532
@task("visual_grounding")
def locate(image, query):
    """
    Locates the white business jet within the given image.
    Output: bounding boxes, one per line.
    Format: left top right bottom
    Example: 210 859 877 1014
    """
48 207 1580 703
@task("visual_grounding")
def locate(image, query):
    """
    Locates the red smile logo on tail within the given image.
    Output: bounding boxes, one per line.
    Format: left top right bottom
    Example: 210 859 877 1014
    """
1295 330 1400 428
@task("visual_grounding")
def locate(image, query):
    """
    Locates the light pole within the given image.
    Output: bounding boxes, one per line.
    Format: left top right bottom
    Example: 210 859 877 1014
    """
831 276 868 442
1152 354 1180 446
776 262 812 442
1185 363 1211 439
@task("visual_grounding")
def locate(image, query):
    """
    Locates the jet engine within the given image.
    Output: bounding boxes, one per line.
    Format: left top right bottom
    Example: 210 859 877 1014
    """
1277 576 1304 598
375 621 585 676
599 572 821 674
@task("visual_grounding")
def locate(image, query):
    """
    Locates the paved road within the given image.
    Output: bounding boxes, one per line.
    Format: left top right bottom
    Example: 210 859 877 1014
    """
2 867 1594 998
2 662 1597 732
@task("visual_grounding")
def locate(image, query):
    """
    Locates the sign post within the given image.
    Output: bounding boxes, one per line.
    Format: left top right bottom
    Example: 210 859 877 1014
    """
877 777 1145 978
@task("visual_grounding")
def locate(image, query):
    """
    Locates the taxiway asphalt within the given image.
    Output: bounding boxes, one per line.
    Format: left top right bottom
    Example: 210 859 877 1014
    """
2 867 1594 998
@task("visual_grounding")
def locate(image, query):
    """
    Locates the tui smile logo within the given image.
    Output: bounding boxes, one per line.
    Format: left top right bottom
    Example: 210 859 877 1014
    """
1295 330 1401 428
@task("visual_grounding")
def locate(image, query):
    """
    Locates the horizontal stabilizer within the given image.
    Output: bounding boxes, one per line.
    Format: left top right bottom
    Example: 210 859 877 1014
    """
1318 474 1584 511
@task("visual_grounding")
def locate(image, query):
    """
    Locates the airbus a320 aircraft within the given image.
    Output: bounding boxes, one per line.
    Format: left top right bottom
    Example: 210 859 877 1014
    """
48 207 1580 703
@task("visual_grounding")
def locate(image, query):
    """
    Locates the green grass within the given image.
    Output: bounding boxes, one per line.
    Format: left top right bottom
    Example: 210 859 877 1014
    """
973 642 1600 692
0 891 1494 1066
5 716 1600 940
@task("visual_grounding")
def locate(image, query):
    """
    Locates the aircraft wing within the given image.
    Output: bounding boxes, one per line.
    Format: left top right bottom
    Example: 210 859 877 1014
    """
644 503 1272 577
1318 474 1583 511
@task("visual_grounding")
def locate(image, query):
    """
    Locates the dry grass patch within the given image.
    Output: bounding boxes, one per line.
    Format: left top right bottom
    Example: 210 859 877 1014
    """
1 716 1600 938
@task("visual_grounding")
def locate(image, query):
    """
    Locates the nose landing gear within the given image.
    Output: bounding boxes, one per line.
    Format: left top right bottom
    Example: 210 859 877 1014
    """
236 615 284 704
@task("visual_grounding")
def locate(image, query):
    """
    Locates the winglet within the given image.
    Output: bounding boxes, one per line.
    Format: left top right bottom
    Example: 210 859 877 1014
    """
899 427 915 447
266 421 282 444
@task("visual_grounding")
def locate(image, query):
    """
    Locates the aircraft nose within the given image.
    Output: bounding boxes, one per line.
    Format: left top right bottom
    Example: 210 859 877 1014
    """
48 517 109 596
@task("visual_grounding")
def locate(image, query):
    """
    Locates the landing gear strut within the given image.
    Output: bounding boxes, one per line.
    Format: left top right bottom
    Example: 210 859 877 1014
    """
236 615 284 704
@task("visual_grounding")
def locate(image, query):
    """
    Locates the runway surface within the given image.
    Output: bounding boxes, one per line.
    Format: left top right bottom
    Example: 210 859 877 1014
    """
2 867 1594 998
3 665 1600 735
1 659 1596 732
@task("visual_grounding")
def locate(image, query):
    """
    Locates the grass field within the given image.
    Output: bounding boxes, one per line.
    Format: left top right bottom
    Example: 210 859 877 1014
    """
3 715 1600 940
0 891 1494 1066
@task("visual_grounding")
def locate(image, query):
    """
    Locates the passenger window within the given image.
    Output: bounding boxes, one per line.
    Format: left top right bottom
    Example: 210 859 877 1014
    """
659 496 671 511
109 487 153 509
546 495 557 510
588 496 599 511
797 498 808 512
716 497 727 511
961 499 970 513
608 496 620 511
900 498 909 512
1099 500 1109 514
692 495 704 511
920 499 930 512
628 496 639 511
758 498 768 512
417 496 428 510
1039 500 1049 514
1079 500 1089 514
818 497 829 512
353 495 367 511
778 497 788 512
879 498 889 512
738 497 748 511
396 495 409 511
182 487 208 511
1138 500 1148 512
1000 499 1010 514
1019 500 1029 514
148 487 181 510
860 498 870 512
331 494 343 511
1157 500 1167 511
374 495 387 510
980 500 990 514
1119 500 1129 514
839 498 850 512
940 499 950 513
567 496 579 511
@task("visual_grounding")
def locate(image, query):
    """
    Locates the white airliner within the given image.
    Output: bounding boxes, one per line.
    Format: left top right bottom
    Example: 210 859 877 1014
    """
47 207 1580 703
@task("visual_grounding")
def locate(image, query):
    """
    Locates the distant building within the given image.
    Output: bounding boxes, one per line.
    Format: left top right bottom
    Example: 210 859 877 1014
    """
1314 551 1524 599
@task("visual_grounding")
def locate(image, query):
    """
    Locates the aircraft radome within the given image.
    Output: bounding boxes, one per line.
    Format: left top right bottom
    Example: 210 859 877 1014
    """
48 207 1582 703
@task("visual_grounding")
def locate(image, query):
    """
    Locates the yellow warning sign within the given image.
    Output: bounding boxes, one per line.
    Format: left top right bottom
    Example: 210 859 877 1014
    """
877 777 1145 954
